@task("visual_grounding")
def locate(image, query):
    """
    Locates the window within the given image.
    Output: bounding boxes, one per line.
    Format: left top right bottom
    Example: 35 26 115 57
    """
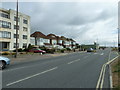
23 35 27 39
44 39 49 43
23 27 27 31
23 43 27 48
14 25 19 30
0 20 11 29
14 43 19 48
59 40 62 43
14 34 19 38
14 16 20 22
23 19 28 24
0 31 11 39
40 38 43 42
52 40 57 45
0 12 9 19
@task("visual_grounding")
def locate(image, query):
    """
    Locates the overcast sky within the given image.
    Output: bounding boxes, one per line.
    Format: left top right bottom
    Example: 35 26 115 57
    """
1 0 119 46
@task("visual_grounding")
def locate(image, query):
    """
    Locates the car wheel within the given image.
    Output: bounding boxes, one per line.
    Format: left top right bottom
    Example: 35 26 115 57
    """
0 61 6 70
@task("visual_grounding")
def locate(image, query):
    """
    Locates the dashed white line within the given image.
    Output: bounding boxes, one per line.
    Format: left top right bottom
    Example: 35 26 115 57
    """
100 53 104 55
94 53 98 54
67 59 80 64
6 67 58 86
84 56 89 58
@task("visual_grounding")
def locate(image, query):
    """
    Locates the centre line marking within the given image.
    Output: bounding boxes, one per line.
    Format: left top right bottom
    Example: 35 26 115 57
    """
67 59 80 64
6 67 58 86
100 53 104 55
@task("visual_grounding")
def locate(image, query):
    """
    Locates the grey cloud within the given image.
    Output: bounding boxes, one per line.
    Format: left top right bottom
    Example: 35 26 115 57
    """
2 2 118 46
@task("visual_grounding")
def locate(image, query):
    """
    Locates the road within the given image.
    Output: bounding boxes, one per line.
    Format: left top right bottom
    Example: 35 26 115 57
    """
2 48 118 88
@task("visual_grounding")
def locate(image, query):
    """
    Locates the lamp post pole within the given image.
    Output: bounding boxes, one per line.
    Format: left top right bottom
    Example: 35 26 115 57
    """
15 0 18 58
118 28 120 53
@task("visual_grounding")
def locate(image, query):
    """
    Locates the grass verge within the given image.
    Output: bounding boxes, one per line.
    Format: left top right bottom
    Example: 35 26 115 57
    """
111 56 120 89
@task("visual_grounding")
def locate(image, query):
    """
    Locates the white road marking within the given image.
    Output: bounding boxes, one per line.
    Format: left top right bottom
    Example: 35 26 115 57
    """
116 52 119 56
96 64 105 89
100 53 104 55
6 67 58 86
67 59 80 64
4 67 27 72
100 64 106 88
96 53 119 89
84 56 89 58
94 53 98 54
108 50 111 62
106 56 119 65
4 64 39 72
87 53 91 54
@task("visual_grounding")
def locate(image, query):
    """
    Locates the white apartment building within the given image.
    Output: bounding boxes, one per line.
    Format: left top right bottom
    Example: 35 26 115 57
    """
0 8 30 51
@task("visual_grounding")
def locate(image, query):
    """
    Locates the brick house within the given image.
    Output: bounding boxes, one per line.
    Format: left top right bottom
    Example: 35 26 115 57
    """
30 31 47 47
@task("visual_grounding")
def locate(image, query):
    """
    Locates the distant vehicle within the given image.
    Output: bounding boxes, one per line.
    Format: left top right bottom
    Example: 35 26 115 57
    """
0 56 10 69
29 48 46 54
87 48 95 52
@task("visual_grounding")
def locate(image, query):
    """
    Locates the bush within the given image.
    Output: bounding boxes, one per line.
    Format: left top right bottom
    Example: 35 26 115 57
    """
23 48 29 52
46 48 55 54
28 44 34 50
40 46 47 51
2 52 9 55
13 48 23 52
18 48 23 52
60 49 65 53
66 48 71 51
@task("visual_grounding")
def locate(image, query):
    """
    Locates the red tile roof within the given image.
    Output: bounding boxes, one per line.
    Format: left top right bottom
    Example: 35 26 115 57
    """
31 31 48 39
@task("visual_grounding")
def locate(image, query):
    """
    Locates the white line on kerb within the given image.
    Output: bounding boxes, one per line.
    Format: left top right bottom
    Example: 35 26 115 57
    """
6 67 58 86
67 59 80 64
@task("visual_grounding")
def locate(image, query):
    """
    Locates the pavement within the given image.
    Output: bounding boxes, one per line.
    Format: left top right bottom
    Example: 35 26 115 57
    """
3 52 74 65
2 48 118 88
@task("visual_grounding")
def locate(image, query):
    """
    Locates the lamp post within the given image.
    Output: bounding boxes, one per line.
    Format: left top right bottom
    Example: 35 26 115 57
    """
117 0 120 51
118 28 120 53
15 0 18 58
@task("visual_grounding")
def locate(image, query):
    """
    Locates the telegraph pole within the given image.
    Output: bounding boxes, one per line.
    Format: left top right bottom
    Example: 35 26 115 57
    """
15 0 18 58
118 2 120 53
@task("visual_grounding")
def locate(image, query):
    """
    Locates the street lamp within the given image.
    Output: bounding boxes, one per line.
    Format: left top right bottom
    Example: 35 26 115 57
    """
118 28 120 52
118 2 120 53
15 0 18 58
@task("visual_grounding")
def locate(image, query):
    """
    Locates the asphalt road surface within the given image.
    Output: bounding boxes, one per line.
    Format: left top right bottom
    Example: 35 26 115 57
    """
2 48 118 88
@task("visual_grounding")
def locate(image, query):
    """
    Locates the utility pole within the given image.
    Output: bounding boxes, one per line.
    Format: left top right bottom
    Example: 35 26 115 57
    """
15 0 18 58
118 28 120 52
118 2 120 53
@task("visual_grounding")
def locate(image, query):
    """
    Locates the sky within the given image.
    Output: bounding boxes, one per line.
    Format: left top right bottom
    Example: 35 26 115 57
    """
1 0 119 46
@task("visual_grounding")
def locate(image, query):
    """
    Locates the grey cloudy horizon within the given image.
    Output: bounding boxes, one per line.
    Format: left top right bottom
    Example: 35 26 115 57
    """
1 1 118 46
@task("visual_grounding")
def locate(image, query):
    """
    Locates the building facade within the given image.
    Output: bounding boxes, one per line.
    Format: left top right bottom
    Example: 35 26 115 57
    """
30 31 77 49
0 8 30 51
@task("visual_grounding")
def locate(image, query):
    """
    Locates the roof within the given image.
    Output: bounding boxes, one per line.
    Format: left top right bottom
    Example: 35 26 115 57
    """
47 34 57 40
31 31 48 39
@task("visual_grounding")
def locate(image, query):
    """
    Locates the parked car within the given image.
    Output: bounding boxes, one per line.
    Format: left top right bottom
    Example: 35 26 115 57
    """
0 56 10 69
29 48 46 54
87 48 95 52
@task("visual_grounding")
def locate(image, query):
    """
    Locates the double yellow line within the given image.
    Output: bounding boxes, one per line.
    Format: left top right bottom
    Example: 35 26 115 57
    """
96 55 119 89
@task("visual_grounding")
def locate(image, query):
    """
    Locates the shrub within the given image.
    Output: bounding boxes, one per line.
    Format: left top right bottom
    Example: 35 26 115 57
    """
60 49 66 53
13 48 23 52
46 48 55 54
2 52 9 55
18 48 23 52
28 44 34 50
40 46 47 51
66 48 71 51
23 48 29 52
